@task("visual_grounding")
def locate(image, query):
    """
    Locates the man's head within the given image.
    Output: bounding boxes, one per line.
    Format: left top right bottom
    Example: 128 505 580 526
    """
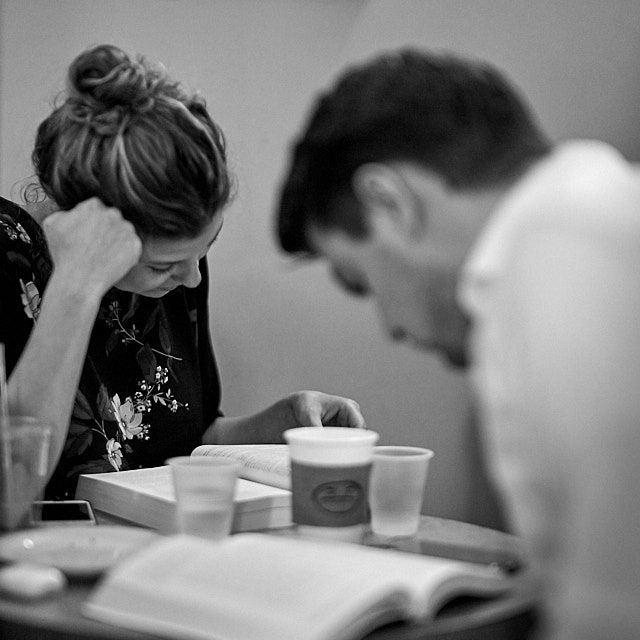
276 49 550 366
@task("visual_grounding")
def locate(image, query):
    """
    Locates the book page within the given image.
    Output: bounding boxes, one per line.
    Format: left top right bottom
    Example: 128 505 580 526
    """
85 532 513 640
192 444 291 489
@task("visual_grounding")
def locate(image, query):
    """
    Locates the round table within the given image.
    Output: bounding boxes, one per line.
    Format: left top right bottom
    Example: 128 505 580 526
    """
0 516 541 640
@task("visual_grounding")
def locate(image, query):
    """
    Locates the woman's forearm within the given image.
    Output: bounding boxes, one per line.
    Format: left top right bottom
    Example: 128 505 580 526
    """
7 199 142 479
202 411 288 446
201 391 366 445
8 275 102 477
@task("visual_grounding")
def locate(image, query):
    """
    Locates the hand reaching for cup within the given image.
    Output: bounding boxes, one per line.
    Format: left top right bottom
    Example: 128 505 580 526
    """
42 197 142 300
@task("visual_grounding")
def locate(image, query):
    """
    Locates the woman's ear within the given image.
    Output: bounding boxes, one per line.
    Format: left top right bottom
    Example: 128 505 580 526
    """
351 163 426 240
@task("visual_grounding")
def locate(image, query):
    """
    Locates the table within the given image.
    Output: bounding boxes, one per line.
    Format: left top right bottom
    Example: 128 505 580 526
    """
0 516 540 640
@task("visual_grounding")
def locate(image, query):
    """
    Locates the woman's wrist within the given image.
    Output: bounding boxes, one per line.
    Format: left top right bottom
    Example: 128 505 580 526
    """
203 413 287 445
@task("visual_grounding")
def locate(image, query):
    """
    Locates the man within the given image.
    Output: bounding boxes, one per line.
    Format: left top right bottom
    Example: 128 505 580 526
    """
275 49 640 639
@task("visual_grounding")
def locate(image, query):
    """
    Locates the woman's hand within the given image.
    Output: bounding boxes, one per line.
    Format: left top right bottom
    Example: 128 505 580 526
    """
43 197 142 299
203 391 367 445
281 390 366 430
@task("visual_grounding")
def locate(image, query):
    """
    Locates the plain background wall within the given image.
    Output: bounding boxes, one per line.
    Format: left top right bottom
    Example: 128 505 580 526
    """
1 0 639 525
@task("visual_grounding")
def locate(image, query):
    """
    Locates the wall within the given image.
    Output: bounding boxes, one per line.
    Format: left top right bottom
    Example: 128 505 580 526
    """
1 0 639 525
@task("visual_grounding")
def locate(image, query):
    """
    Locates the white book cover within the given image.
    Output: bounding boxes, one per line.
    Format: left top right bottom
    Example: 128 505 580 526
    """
76 465 291 533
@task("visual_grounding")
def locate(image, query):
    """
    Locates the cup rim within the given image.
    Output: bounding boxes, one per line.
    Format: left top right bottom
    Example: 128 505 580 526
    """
0 416 51 427
0 417 52 440
373 445 434 459
165 456 241 469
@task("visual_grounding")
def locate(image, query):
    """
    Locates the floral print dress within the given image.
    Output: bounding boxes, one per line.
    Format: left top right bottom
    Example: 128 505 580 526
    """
0 197 222 498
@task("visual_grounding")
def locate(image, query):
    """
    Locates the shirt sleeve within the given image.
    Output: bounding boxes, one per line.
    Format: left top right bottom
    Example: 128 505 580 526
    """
507 206 640 639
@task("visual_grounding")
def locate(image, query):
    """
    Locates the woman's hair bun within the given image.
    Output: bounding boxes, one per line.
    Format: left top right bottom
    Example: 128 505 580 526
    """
68 44 158 116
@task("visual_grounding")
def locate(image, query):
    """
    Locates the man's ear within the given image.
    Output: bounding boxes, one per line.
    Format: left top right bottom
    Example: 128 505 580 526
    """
351 163 426 240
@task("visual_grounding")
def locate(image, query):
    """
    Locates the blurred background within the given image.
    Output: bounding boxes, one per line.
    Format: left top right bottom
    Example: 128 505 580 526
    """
1 0 639 527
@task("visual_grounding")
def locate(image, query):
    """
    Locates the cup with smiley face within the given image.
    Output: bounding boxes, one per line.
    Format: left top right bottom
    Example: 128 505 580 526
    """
284 427 379 542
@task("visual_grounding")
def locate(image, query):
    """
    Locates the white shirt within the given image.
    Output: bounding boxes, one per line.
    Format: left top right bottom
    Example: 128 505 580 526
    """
459 141 640 640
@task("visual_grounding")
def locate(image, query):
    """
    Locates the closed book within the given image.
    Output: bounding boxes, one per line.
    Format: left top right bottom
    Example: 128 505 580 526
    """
75 465 291 533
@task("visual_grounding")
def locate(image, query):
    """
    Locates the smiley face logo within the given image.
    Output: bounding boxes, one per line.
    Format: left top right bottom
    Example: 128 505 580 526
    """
312 480 364 514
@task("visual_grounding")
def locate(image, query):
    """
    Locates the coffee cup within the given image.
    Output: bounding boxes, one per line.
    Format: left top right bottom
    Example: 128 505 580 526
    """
284 427 379 542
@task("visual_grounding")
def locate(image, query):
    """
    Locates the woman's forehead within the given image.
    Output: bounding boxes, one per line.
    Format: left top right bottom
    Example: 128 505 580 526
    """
141 215 223 261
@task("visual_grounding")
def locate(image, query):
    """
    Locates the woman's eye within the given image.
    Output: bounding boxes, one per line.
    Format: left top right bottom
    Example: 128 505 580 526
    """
149 265 173 274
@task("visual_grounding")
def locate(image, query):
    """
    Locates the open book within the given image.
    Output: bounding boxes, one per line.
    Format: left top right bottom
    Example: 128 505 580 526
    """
191 444 290 489
75 464 291 533
85 532 515 640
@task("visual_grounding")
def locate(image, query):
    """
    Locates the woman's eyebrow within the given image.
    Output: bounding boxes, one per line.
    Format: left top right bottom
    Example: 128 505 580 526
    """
146 223 224 266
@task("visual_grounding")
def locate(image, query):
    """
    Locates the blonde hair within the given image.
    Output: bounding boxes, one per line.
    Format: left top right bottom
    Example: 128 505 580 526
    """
32 44 233 237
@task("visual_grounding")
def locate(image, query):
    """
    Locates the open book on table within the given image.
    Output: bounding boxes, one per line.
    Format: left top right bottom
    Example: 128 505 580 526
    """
191 443 290 489
75 455 291 533
84 532 516 640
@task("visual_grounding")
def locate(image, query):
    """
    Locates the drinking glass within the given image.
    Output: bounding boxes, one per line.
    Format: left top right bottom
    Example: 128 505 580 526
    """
369 446 434 537
167 456 240 541
0 416 51 531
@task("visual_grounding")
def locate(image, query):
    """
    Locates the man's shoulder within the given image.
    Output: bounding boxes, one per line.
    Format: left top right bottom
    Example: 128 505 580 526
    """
515 140 639 236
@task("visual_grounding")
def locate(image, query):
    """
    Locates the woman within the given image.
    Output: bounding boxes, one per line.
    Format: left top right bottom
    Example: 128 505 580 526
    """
0 44 364 500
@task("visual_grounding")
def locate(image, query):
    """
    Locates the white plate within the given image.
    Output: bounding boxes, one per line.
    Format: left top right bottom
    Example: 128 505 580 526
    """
0 525 160 578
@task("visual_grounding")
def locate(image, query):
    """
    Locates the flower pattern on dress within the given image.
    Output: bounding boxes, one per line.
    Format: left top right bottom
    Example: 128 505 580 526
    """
0 219 30 244
70 357 189 471
20 280 41 320
105 439 123 472
78 366 188 471
111 394 144 440
103 299 182 362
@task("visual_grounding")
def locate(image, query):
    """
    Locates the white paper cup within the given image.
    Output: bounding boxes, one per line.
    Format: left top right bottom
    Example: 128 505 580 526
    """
369 446 434 537
0 416 51 532
284 427 379 541
167 456 240 541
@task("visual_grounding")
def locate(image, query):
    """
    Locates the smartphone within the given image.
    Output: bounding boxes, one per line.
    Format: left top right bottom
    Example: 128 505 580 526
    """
30 500 97 526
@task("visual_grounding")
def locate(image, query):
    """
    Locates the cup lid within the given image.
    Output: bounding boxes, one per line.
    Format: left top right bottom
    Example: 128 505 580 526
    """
284 427 379 465
284 427 379 446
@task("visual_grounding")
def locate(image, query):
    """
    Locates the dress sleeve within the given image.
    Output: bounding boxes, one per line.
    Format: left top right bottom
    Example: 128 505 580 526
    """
0 200 49 375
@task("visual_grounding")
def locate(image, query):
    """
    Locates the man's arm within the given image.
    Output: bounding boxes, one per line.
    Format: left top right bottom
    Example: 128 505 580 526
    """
513 220 640 640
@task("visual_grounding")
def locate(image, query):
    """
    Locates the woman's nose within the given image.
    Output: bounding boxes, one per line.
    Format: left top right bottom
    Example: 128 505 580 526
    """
176 261 202 288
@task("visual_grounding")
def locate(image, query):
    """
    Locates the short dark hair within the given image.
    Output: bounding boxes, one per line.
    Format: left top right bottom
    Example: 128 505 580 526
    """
31 44 233 238
276 49 550 254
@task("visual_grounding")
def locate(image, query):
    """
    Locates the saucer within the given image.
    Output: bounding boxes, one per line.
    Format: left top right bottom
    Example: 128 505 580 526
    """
0 525 160 578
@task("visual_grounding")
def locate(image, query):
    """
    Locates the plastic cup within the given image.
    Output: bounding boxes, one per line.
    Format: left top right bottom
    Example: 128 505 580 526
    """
0 416 51 532
167 456 240 541
284 427 379 542
369 446 434 538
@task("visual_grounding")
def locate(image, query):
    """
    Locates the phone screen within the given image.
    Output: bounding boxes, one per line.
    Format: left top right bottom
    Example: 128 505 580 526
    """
32 500 96 524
